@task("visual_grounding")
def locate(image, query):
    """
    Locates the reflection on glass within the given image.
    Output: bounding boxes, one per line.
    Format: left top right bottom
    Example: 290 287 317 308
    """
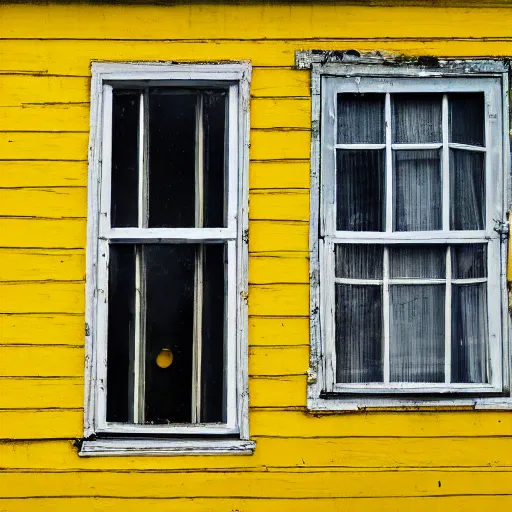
336 150 385 231
390 285 445 383
451 244 487 279
450 150 485 230
394 150 442 232
337 93 385 144
335 284 383 383
393 93 442 143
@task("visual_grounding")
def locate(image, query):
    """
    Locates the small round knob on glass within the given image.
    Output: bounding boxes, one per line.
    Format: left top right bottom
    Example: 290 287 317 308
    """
156 348 174 368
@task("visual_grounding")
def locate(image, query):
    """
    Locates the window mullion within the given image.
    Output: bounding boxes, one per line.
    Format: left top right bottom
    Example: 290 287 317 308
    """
444 247 452 384
192 92 205 424
133 90 149 425
383 93 392 384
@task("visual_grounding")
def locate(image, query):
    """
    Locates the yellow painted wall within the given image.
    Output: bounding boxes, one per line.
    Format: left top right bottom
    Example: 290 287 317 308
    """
1 2 512 510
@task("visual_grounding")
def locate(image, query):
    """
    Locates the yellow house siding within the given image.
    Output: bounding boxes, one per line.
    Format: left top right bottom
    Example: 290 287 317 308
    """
1 2 512 510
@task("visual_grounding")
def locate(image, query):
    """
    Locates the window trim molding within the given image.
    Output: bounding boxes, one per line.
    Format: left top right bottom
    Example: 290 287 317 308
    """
83 61 253 455
299 50 512 412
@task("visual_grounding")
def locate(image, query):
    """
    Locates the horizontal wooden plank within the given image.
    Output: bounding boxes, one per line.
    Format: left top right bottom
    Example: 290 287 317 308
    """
0 314 84 346
249 345 308 376
250 189 309 222
0 75 89 106
0 282 84 315
0 187 86 218
1 496 512 512
0 411 82 439
5 432 512 468
251 98 310 128
0 378 83 409
249 284 309 317
252 69 309 98
0 218 86 248
0 249 85 282
0 132 88 161
3 39 512 77
250 376 306 407
251 131 310 161
249 317 309 347
249 161 310 190
0 104 90 133
3 468 512 499
0 346 84 377
249 220 308 253
0 161 87 188
250 252 309 284
251 409 512 438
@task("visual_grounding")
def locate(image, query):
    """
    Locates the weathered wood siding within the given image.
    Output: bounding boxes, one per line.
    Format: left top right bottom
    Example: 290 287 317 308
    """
1 2 512 510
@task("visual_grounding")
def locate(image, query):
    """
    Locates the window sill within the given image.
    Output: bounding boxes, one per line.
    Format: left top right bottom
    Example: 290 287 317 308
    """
308 397 512 413
79 438 256 457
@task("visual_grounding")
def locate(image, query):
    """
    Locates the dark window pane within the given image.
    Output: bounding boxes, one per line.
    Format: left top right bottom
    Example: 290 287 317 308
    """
111 91 139 227
451 283 489 383
335 245 383 279
148 91 197 228
450 150 485 230
201 244 226 422
390 246 446 279
335 284 383 383
336 150 385 231
394 150 442 231
393 93 442 143
449 93 485 147
204 91 227 228
337 93 385 144
390 285 445 383
144 244 196 423
107 244 136 422
451 244 487 279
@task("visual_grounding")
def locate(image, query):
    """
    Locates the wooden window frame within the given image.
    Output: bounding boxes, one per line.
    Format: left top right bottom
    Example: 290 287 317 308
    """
82 62 254 456
297 51 512 412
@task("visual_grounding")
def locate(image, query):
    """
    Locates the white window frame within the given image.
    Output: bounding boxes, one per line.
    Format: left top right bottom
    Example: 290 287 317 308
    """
82 62 254 456
297 51 512 412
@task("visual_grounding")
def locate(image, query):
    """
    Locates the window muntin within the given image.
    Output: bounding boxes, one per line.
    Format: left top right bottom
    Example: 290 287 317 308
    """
85 64 250 442
320 76 504 395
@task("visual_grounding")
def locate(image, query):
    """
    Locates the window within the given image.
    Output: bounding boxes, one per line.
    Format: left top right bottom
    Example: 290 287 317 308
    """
299 52 512 410
82 62 254 455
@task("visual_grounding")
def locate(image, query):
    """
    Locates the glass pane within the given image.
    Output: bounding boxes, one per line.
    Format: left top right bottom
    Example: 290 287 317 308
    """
200 243 226 423
390 246 445 279
450 149 485 230
336 150 385 231
107 245 136 423
337 93 385 144
335 245 383 279
111 91 139 228
203 91 227 228
390 285 445 382
335 284 383 383
394 150 442 231
451 244 487 279
451 283 489 383
148 91 197 228
449 93 485 147
393 93 442 143
144 244 196 424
